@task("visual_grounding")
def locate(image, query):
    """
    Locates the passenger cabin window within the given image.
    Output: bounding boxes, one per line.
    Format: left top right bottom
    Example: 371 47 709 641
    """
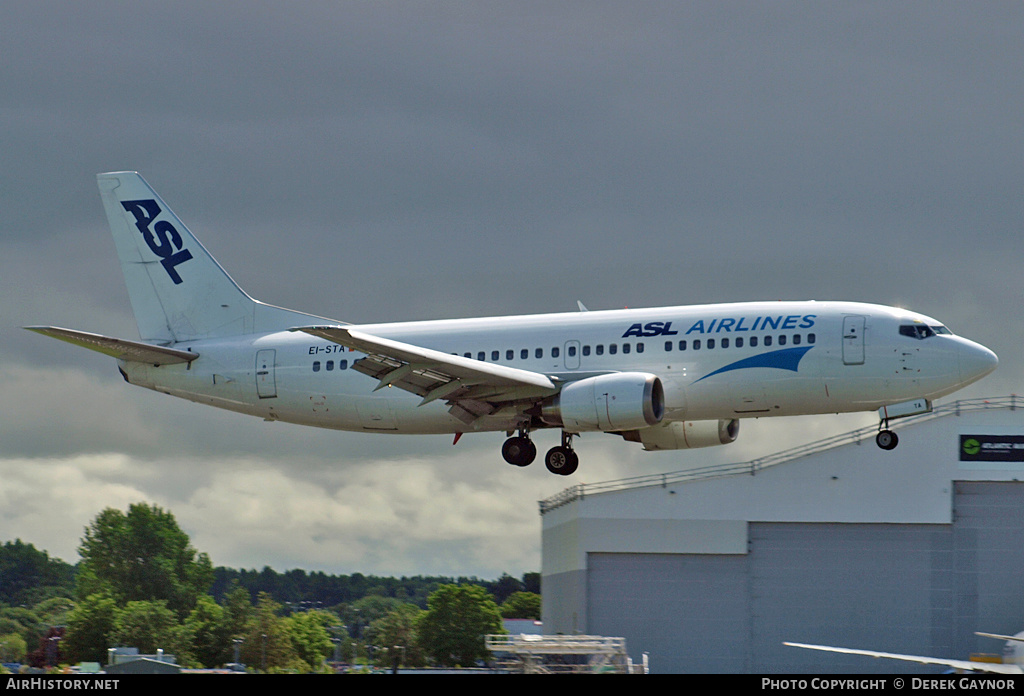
313 361 321 372
568 345 577 357
583 345 591 356
596 345 604 356
609 344 617 355
535 348 543 359
552 347 560 358
637 343 645 354
491 350 500 361
521 349 529 360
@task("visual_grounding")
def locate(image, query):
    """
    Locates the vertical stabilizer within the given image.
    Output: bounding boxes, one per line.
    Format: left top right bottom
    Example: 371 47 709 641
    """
97 172 333 343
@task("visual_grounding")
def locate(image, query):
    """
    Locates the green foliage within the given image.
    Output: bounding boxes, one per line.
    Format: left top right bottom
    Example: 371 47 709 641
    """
285 609 334 670
364 603 426 668
76 503 213 617
0 632 27 662
109 600 192 665
5 504 540 671
417 584 505 667
183 595 228 668
499 591 541 620
238 593 302 671
0 540 75 606
63 593 117 664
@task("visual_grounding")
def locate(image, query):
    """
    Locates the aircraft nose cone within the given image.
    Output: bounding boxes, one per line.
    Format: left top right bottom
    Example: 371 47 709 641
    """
959 341 998 385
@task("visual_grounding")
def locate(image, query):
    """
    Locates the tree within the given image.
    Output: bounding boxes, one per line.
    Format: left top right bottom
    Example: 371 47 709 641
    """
239 593 301 672
76 503 214 617
285 610 334 670
0 633 27 663
109 600 192 665
0 540 75 606
183 595 228 668
364 603 426 668
62 593 117 664
499 591 541 620
417 584 505 667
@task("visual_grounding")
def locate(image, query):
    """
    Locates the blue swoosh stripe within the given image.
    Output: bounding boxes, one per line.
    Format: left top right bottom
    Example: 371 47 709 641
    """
694 346 814 383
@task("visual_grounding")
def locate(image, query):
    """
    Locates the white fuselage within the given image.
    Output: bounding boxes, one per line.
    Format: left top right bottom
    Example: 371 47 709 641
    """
119 300 997 436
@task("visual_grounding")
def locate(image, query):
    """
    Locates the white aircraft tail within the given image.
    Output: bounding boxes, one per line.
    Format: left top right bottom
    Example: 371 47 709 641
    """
97 172 333 343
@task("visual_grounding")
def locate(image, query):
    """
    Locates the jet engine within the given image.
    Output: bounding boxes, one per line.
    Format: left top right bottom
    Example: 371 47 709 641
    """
540 372 664 432
622 418 739 451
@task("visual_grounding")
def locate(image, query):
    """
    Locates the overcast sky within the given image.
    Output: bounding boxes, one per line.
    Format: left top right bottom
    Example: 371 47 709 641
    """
2 2 1021 580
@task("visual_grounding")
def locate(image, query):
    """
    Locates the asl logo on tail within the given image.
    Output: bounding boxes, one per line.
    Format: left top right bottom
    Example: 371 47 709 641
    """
121 199 194 284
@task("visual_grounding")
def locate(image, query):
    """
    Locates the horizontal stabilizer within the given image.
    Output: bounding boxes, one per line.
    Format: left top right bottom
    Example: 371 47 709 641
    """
25 326 198 366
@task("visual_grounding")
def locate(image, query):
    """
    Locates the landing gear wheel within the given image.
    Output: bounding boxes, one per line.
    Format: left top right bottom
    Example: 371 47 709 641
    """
502 436 537 467
544 446 579 476
876 430 899 450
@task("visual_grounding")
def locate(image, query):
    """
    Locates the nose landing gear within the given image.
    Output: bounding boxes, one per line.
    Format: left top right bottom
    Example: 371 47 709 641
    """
876 417 899 451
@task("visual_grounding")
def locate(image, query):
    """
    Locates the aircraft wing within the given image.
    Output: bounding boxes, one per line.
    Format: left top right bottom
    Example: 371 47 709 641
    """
784 642 1023 675
25 326 198 366
976 632 1024 643
294 326 559 421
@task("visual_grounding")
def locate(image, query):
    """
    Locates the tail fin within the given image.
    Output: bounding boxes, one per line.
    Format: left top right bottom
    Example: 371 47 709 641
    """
97 172 333 343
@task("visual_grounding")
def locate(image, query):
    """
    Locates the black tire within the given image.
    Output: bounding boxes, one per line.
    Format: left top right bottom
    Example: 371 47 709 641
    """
502 437 536 467
545 446 579 476
875 430 899 450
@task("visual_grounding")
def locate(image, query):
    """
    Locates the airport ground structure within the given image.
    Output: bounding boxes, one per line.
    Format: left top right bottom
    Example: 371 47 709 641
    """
539 396 1024 674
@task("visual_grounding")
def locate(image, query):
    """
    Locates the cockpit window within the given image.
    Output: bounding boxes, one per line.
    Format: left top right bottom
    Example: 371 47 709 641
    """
931 325 952 335
899 324 936 340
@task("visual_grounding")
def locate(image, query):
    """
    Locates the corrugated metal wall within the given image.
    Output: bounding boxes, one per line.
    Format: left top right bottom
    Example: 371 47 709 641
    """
582 482 1024 674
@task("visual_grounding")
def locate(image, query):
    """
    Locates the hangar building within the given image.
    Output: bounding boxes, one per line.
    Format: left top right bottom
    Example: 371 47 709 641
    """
539 397 1024 674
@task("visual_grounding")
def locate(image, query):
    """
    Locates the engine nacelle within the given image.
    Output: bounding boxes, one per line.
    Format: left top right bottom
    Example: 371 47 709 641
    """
540 372 664 432
622 419 739 451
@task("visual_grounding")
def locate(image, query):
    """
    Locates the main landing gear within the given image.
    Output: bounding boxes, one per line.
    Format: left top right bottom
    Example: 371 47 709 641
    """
501 429 537 468
544 432 579 477
876 417 899 451
501 429 579 476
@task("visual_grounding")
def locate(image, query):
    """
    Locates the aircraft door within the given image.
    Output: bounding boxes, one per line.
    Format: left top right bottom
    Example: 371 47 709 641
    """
842 316 865 365
256 349 277 398
564 340 581 370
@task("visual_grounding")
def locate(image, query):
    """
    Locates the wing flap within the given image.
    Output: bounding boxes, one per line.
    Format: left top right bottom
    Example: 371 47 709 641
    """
26 326 198 366
293 326 558 406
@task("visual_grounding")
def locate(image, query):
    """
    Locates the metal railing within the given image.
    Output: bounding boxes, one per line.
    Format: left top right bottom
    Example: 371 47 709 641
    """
538 396 1021 514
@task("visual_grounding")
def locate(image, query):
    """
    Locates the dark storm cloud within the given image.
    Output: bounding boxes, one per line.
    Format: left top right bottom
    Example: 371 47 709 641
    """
2 2 1020 575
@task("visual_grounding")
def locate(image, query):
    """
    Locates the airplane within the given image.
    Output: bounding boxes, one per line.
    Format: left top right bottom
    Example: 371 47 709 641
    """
784 631 1024 674
26 172 999 476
